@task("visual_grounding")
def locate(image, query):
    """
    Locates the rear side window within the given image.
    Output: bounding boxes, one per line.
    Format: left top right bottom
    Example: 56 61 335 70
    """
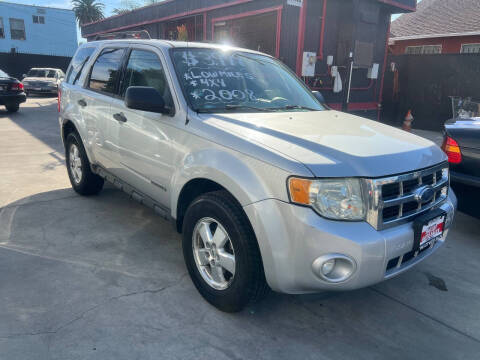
88 48 125 95
66 46 95 84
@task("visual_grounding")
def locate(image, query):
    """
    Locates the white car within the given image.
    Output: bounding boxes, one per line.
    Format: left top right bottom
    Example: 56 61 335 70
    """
23 68 64 95
59 37 457 312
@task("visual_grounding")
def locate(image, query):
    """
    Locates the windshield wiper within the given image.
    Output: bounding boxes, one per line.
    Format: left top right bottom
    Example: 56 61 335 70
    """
194 105 275 113
224 104 275 112
270 105 319 111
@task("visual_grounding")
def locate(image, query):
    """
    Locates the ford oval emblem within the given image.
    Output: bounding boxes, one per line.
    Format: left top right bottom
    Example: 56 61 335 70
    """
414 185 435 203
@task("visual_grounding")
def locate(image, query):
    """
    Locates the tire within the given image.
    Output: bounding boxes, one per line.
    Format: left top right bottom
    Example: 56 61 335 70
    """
6 104 19 113
65 131 104 196
182 190 269 312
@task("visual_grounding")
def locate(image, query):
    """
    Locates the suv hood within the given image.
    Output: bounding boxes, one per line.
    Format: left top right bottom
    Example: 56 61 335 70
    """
200 110 447 178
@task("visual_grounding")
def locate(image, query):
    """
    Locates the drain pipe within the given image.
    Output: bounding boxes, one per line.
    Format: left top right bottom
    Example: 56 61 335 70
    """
346 53 354 106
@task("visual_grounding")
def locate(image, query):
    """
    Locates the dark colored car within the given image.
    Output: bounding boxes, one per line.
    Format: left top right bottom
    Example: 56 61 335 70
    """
0 69 27 112
442 113 480 187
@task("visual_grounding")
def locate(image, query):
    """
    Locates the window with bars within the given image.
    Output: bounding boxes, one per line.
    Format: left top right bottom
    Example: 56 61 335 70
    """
461 44 480 54
9 18 26 40
423 45 442 54
405 45 442 54
33 15 45 24
0 18 4 39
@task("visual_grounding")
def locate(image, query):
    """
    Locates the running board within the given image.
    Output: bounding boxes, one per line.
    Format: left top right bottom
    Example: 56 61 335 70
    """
92 164 171 221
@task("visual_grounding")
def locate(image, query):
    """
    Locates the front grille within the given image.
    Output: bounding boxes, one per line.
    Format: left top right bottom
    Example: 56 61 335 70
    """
385 245 432 273
365 163 449 230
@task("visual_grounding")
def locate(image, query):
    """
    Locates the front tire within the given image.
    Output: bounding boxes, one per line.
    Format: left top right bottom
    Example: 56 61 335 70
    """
65 132 104 196
6 104 19 113
182 191 268 312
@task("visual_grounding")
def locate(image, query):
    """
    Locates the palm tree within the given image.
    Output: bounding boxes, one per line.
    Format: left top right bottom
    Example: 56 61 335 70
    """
113 0 160 15
72 0 105 25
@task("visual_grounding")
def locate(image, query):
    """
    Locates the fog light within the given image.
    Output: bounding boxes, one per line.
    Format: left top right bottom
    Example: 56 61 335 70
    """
312 254 356 283
321 259 335 275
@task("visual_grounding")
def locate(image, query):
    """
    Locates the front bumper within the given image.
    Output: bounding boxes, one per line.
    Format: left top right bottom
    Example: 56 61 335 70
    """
244 189 457 294
451 171 480 187
24 84 58 93
0 92 27 105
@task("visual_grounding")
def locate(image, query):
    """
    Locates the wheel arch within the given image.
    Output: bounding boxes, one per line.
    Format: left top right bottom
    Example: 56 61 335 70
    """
171 150 274 234
61 119 78 145
61 119 95 164
174 178 249 234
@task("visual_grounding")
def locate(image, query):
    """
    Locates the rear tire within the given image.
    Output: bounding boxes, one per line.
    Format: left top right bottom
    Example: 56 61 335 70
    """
182 190 269 312
6 104 19 113
65 131 104 196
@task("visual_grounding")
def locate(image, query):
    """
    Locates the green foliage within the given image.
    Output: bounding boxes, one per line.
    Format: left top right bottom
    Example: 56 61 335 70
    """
112 0 161 15
72 0 105 25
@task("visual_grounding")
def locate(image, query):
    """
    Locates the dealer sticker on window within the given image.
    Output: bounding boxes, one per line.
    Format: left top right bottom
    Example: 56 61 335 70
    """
420 215 445 249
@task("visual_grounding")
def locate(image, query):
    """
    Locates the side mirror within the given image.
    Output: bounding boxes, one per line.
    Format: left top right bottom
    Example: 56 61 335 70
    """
312 90 326 104
125 86 171 114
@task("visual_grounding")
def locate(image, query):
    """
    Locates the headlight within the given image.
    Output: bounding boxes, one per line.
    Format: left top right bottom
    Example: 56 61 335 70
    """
288 177 365 220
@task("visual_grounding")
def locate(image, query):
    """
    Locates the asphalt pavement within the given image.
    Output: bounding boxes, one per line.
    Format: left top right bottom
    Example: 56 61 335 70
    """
1 97 479 360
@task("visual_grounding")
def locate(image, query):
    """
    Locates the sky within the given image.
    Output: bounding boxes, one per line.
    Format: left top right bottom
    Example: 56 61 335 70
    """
4 0 149 42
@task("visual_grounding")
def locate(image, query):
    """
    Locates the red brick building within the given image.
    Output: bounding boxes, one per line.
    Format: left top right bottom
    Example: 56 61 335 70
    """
389 0 480 55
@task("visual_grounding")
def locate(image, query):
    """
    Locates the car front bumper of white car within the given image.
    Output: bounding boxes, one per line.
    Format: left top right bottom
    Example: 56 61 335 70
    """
24 82 58 93
244 190 457 294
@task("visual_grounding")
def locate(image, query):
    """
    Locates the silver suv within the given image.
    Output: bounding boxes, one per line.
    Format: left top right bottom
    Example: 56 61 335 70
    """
59 39 456 312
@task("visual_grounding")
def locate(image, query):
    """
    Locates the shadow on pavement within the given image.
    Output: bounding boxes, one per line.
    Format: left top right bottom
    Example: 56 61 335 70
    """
1 187 479 358
0 97 64 154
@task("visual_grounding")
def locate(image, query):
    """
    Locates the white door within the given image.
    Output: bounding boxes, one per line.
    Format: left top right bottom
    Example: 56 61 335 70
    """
111 46 178 206
83 47 127 174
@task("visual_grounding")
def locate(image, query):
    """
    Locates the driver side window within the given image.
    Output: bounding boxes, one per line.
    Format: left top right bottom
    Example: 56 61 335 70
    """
121 49 173 108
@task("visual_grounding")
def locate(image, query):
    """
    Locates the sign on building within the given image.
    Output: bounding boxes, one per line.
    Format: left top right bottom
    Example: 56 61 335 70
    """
301 52 316 77
287 0 303 7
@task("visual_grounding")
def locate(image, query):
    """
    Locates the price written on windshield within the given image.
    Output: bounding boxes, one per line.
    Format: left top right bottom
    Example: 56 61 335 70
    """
191 89 257 102
180 50 261 103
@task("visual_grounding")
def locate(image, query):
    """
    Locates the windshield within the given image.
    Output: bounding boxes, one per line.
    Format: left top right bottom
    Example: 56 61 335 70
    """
172 48 324 113
27 69 56 78
0 69 8 78
451 97 480 119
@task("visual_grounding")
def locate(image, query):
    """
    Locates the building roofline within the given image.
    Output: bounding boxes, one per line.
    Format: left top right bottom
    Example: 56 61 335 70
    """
81 0 177 27
391 31 480 42
0 1 74 12
81 0 254 38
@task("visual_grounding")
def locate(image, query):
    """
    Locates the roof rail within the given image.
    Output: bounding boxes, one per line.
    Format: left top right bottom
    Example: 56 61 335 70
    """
94 30 151 41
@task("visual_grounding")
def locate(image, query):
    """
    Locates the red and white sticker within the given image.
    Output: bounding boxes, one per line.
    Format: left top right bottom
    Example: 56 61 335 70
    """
420 216 445 248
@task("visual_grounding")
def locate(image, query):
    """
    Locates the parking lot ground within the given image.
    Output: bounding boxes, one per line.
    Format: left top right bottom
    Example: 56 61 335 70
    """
1 97 480 360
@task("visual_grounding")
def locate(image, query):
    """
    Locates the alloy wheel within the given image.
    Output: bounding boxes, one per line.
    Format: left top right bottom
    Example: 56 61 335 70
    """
192 217 236 290
69 143 83 184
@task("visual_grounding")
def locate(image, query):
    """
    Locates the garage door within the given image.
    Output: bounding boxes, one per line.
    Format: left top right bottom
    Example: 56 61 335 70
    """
213 12 278 57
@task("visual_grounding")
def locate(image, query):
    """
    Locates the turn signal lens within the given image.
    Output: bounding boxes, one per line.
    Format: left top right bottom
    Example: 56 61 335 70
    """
288 178 311 205
442 136 462 164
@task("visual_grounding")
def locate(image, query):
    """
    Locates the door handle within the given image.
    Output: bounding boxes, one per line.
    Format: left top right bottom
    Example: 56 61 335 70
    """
113 112 127 123
78 99 87 107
